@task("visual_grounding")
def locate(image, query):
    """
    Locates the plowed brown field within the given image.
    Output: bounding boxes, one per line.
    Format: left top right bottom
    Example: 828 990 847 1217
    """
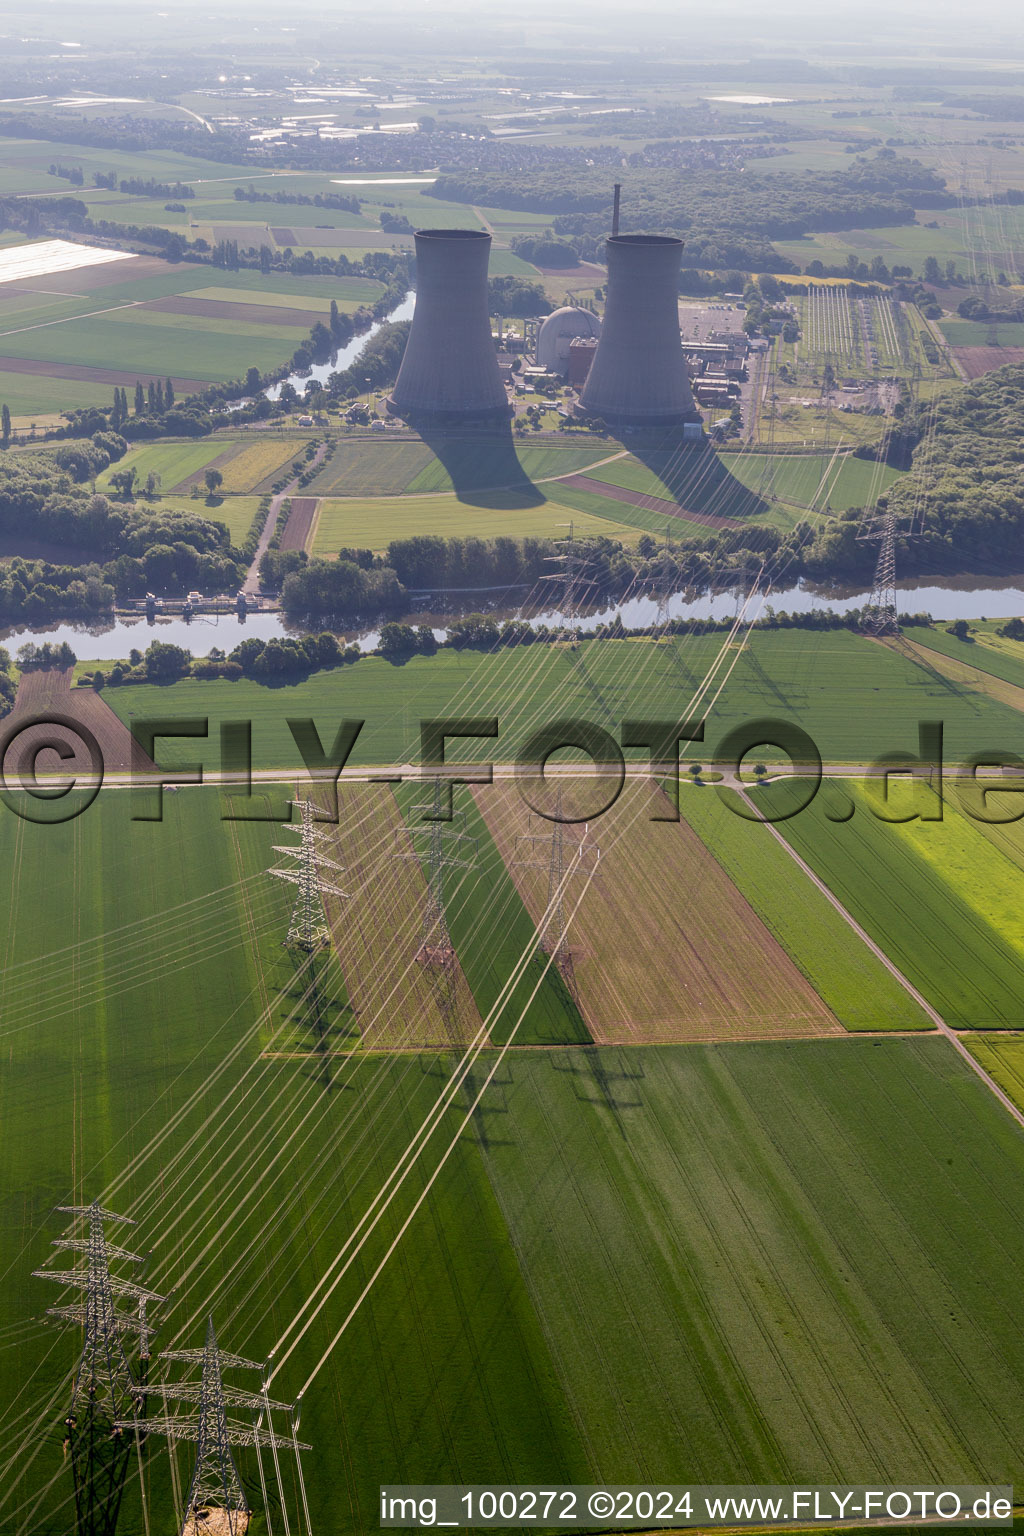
477 777 842 1044
954 345 1024 379
6 667 154 776
316 782 484 1049
279 496 319 551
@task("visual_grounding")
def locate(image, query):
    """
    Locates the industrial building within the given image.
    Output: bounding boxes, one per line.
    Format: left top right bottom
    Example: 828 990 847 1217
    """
387 228 510 424
567 336 599 387
535 305 602 375
578 234 700 428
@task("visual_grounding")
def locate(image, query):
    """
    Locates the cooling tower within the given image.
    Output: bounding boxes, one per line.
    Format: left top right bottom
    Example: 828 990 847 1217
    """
387 228 509 422
579 234 699 427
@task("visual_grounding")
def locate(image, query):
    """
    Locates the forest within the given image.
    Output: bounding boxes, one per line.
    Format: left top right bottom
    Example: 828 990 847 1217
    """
428 154 951 269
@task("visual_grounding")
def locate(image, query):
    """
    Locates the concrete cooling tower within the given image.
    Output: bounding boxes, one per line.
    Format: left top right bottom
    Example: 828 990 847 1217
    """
387 228 509 423
579 234 699 427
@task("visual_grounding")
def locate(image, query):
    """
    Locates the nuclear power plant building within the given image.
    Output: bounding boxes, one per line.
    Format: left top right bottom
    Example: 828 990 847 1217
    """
536 306 602 376
387 228 510 424
579 234 700 428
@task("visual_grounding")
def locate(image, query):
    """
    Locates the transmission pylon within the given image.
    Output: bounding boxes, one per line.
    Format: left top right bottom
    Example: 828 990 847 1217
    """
860 508 900 636
267 797 348 953
514 784 599 999
654 521 674 635
35 1201 165 1536
396 777 476 1026
124 1317 309 1536
542 521 582 647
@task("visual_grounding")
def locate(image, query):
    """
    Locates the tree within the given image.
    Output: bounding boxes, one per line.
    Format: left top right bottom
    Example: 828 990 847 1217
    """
165 378 175 409
687 763 702 779
142 640 192 678
946 618 971 641
109 466 138 499
1 404 10 448
204 468 224 498
378 622 418 659
134 381 145 415
753 763 768 779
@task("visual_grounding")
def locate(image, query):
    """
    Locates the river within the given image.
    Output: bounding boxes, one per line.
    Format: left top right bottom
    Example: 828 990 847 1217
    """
7 574 1024 662
264 289 417 400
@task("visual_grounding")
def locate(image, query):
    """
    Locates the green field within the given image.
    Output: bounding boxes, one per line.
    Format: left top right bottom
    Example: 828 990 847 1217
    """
305 436 618 503
306 439 435 496
0 368 111 418
584 447 771 519
768 778 1024 1027
721 451 904 511
676 785 933 1031
104 628 1024 776
97 440 229 492
96 435 312 501
312 491 641 554
7 789 1024 1536
773 203 1024 275
0 312 306 381
941 319 1024 348
906 623 1024 689
965 1035 1024 1113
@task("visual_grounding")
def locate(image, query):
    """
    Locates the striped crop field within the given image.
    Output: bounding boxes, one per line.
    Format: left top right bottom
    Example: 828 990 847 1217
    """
96 439 228 492
310 491 638 554
768 777 1024 1026
477 779 843 1043
675 784 933 1031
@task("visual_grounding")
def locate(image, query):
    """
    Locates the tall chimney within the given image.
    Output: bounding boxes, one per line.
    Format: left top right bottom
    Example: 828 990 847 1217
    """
580 234 698 427
611 183 621 237
387 228 508 422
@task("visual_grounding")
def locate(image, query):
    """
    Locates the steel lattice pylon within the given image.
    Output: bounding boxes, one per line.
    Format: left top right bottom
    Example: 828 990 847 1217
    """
861 508 900 636
123 1317 309 1536
397 777 476 1027
540 521 588 647
268 797 349 952
35 1201 165 1536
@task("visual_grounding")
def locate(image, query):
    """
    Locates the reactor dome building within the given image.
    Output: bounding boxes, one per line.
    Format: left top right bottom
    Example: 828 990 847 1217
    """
387 228 510 424
536 306 602 376
579 234 700 428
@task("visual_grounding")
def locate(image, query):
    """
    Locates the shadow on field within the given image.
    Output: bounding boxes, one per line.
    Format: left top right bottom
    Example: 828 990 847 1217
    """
416 424 546 509
550 1048 646 1135
606 431 771 526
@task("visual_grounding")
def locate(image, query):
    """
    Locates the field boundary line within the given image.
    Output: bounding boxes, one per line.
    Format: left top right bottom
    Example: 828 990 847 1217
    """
736 785 1024 1134
306 495 323 553
0 299 144 338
